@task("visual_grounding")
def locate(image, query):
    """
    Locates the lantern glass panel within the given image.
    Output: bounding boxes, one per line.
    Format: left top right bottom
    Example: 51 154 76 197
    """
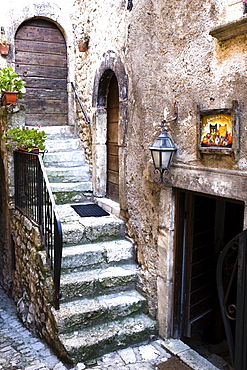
152 150 160 168
161 150 172 168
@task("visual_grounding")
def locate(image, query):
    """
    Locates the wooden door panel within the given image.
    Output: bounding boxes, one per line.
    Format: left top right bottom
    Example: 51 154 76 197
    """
107 182 119 203
15 19 68 126
25 89 67 100
108 170 119 184
183 194 215 338
190 297 211 318
107 143 118 156
107 123 118 142
15 39 66 54
190 270 213 291
16 64 67 80
16 23 65 43
22 77 67 90
107 74 119 202
191 257 214 277
107 108 119 122
108 156 119 172
25 113 68 126
25 99 68 114
190 283 213 305
192 244 213 263
189 310 212 337
16 51 67 67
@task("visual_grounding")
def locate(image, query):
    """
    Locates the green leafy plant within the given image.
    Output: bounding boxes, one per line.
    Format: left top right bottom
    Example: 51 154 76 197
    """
2 125 46 152
81 34 90 42
0 67 26 98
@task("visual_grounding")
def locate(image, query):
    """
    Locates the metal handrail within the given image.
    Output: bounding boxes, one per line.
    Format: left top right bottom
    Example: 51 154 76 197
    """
71 81 91 125
14 150 63 309
217 229 247 370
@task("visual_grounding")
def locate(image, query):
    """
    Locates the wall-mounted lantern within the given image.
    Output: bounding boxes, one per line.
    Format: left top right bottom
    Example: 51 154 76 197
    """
149 102 178 183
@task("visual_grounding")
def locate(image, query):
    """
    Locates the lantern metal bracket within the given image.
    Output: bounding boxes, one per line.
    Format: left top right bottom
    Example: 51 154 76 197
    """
162 101 178 129
153 168 170 183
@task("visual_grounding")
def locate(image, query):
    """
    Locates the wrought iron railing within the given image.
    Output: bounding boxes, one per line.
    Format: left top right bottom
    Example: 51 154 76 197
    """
217 229 247 370
14 150 62 310
71 82 90 125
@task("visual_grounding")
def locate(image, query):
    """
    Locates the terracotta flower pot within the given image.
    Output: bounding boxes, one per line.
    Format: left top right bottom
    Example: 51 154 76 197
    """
0 42 10 55
78 39 89 52
1 91 18 106
17 147 40 153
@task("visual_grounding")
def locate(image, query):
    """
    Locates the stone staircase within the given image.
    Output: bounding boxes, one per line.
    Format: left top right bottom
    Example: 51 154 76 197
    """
43 126 93 205
42 126 158 364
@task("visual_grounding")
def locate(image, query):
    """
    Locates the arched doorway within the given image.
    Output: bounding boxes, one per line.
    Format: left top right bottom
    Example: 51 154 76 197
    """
15 18 68 126
92 51 128 218
107 74 119 203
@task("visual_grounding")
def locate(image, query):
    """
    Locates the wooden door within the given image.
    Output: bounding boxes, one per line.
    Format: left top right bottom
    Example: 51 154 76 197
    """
174 191 216 338
106 74 119 202
15 19 68 126
183 193 216 337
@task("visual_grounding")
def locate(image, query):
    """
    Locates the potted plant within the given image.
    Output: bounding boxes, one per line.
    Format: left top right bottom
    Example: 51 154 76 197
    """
78 35 90 52
0 67 26 106
2 125 46 152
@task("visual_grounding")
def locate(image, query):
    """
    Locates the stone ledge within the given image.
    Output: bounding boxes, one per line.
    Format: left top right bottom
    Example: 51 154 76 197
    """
161 339 219 370
209 17 247 41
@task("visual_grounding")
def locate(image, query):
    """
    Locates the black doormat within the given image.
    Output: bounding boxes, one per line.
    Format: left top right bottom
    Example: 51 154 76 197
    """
71 204 109 217
156 357 191 370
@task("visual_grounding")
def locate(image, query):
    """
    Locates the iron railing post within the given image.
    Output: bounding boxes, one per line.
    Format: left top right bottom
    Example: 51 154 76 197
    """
14 150 63 310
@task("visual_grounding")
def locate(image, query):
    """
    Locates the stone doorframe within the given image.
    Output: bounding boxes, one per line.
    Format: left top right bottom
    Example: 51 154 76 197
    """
92 50 128 217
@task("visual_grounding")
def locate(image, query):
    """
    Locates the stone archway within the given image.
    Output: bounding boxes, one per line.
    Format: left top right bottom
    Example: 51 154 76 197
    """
92 51 128 218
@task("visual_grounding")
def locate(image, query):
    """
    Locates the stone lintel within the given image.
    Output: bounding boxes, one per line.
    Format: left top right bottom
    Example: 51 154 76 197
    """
171 164 247 202
209 17 247 41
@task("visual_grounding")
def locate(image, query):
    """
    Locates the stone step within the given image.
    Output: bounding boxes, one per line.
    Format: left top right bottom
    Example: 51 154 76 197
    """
43 125 75 139
45 138 81 152
43 151 87 168
45 166 90 183
57 204 126 245
59 313 158 363
61 239 134 272
54 290 147 334
60 265 138 301
51 182 93 204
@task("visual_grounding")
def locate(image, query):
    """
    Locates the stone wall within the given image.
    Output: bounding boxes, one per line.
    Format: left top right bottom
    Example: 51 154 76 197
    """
0 107 12 291
11 210 66 357
0 105 65 356
0 105 27 292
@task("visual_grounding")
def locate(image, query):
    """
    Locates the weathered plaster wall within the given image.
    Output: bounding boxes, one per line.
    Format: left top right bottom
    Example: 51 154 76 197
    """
74 0 247 327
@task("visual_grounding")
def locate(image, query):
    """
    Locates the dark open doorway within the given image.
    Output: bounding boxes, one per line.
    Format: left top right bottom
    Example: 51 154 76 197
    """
173 189 244 367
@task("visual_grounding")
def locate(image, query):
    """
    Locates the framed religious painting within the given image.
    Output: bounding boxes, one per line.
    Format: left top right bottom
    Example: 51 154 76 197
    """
198 101 240 156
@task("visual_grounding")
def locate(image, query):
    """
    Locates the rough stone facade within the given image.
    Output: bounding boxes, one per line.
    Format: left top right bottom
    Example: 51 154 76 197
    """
1 0 247 348
0 105 66 357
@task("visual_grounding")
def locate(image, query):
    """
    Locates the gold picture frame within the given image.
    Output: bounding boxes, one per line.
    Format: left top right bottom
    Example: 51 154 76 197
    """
200 113 232 149
198 101 239 157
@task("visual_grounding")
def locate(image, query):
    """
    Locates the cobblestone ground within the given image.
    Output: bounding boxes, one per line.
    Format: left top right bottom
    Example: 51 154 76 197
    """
0 286 172 370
